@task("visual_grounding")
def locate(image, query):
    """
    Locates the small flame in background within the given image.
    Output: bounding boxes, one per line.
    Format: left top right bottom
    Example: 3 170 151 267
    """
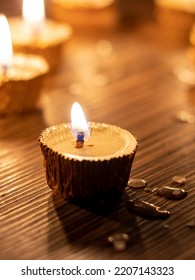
0 14 13 70
71 102 90 140
23 0 45 33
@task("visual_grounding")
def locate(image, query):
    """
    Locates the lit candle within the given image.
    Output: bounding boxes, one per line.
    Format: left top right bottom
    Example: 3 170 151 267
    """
23 0 45 35
0 15 12 75
39 102 138 201
71 102 90 148
0 14 48 115
8 0 72 72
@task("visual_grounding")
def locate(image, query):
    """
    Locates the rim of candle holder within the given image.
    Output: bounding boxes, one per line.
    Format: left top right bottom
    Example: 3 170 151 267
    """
38 121 138 162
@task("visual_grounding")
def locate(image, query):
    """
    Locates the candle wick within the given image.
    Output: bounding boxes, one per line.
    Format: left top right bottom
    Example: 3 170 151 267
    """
76 131 85 148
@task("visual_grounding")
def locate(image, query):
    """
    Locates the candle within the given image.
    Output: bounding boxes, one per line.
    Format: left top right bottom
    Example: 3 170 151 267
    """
154 0 195 43
48 0 119 32
39 102 138 201
8 0 72 72
0 15 49 115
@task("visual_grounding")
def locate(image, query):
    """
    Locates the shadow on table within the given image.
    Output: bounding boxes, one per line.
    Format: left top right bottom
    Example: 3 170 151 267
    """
46 191 146 259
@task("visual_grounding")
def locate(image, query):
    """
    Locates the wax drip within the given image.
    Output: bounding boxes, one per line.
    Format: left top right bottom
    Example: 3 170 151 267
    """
152 186 187 200
127 199 170 219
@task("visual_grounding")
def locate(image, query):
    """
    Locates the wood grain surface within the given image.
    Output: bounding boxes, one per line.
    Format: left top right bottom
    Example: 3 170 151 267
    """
0 0 195 260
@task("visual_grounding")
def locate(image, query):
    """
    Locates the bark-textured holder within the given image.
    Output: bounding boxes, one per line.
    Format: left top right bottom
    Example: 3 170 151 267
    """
39 122 138 201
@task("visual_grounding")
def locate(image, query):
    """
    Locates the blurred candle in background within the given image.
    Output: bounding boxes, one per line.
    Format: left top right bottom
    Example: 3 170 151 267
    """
8 0 72 72
154 0 195 45
0 14 48 115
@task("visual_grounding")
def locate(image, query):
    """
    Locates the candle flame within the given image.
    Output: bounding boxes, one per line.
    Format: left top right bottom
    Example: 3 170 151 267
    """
71 102 90 140
0 15 13 70
23 0 45 31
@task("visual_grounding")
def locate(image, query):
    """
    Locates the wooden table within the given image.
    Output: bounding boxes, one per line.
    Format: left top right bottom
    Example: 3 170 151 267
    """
0 1 195 260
